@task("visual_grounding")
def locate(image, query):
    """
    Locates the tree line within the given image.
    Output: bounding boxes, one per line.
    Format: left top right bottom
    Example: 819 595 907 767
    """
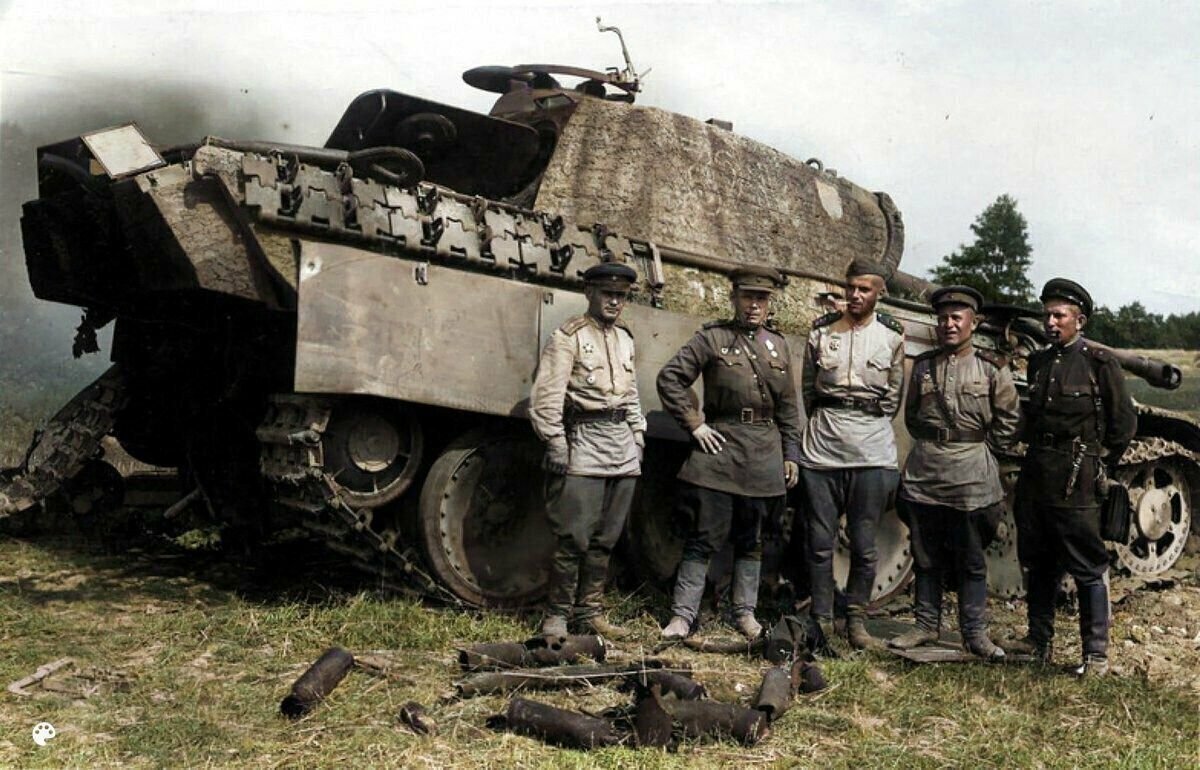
927 195 1198 350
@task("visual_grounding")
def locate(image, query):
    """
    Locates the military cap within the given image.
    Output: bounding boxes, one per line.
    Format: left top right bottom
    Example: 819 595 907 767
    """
582 262 637 288
930 284 984 313
1040 277 1093 316
730 264 785 293
845 258 887 279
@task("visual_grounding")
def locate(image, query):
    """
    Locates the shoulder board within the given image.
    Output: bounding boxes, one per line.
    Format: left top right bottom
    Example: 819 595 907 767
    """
1079 342 1111 362
913 349 940 363
559 315 589 335
975 348 1008 368
763 318 782 333
614 318 634 337
811 312 840 330
876 311 904 335
703 319 734 330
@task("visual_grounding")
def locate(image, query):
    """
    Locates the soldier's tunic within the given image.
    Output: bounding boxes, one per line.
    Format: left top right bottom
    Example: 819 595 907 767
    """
656 320 802 622
797 310 905 619
529 314 646 621
1014 336 1136 657
898 347 1021 638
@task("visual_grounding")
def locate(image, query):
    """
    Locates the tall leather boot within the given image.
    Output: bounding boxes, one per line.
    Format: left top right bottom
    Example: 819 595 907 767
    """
1076 578 1111 675
731 559 763 640
889 571 942 649
846 604 882 651
662 560 708 640
959 574 1004 660
1018 568 1058 659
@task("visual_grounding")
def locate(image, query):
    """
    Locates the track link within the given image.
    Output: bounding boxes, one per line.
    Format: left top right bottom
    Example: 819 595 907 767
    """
0 366 126 517
256 394 459 603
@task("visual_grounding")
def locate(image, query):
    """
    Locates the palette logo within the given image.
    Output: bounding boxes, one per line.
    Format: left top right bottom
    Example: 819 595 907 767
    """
31 722 57 747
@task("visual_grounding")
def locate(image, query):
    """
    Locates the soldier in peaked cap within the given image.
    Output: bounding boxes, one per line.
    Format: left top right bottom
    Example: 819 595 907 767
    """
888 285 1021 659
656 264 803 640
1007 277 1136 677
796 257 906 650
529 261 646 640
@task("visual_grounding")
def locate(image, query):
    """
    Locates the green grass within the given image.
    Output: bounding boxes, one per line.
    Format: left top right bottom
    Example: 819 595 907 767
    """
0 533 1196 769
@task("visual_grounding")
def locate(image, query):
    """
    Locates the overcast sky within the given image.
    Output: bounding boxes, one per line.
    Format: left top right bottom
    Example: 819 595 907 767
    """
2 0 1197 318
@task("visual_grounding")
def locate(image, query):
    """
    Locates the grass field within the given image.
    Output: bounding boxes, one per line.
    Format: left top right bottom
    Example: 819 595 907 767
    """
0 529 1196 769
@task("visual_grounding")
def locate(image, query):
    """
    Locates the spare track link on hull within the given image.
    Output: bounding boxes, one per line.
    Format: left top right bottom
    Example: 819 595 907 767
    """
256 394 459 604
0 366 126 517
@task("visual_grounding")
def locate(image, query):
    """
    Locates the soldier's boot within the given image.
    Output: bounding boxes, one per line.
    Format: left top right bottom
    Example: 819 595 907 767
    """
1075 579 1111 678
808 615 839 658
662 559 707 640
582 614 630 640
845 605 883 651
731 559 763 640
540 614 568 640
1006 568 1057 662
959 572 1004 661
1004 636 1053 663
889 571 941 650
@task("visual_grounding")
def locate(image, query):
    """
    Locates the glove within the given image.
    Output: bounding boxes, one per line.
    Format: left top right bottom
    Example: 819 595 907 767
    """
784 460 800 489
691 424 727 454
544 437 570 475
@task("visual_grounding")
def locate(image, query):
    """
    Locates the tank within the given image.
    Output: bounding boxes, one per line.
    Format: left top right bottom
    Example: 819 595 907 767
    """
4 25 1196 607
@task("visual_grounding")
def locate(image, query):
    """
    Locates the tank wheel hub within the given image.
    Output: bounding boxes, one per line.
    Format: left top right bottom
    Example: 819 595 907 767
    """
346 414 401 473
1135 486 1174 541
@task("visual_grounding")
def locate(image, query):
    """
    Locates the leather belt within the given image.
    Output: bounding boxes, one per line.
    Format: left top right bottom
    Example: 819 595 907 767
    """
910 424 986 443
711 407 774 425
813 395 883 416
1028 433 1100 453
567 407 628 425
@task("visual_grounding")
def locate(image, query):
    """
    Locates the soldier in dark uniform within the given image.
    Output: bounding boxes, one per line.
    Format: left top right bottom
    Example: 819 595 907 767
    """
1009 278 1137 677
529 262 646 640
656 265 803 640
888 286 1021 659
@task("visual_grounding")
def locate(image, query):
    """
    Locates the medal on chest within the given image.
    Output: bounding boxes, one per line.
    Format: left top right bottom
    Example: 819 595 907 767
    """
764 338 779 358
829 336 841 352
581 341 596 355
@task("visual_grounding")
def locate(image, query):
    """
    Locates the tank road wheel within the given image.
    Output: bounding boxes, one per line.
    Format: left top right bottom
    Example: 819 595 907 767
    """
417 429 555 607
322 399 424 509
833 507 913 606
1114 457 1193 575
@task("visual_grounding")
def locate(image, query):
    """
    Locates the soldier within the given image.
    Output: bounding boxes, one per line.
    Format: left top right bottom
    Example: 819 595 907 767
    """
798 258 905 650
1008 278 1136 677
887 286 1021 659
529 262 647 640
656 265 803 640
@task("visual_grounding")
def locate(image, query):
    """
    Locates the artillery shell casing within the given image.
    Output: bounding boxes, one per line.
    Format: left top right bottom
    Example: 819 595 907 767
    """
639 670 705 701
458 642 532 671
504 697 619 749
459 635 607 671
280 647 354 719
528 634 607 666
791 658 827 694
666 699 770 746
753 666 793 719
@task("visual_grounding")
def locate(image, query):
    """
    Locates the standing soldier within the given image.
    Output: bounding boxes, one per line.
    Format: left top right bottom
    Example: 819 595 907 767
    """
529 262 646 640
1009 278 1136 676
887 286 1021 659
798 259 905 650
657 266 803 640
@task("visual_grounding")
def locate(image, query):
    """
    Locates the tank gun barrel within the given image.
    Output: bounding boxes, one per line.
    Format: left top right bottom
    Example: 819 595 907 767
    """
1086 341 1183 391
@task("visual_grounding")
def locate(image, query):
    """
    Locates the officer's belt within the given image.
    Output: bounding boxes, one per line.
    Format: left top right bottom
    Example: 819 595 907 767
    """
710 407 774 425
566 408 628 425
813 395 883 416
1027 433 1100 453
910 424 986 443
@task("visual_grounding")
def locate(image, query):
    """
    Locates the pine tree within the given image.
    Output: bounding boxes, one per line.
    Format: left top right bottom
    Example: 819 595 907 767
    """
930 194 1035 305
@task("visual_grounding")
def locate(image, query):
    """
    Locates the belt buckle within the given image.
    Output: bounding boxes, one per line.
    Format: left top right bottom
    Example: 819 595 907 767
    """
613 408 626 422
937 427 951 442
741 408 754 424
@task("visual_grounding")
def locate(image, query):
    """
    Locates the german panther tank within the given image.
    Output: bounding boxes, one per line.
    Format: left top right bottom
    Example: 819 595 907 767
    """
5 24 1196 607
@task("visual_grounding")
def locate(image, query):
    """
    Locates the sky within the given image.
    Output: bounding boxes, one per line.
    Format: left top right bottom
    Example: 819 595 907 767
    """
2 0 1197 324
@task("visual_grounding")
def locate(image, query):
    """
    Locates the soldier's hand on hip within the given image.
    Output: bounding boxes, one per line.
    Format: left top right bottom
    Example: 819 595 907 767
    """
784 460 800 489
692 424 727 454
544 437 570 475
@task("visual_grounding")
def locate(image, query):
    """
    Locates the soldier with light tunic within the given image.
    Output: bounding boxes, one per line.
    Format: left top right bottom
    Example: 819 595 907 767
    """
657 265 803 641
529 262 646 640
798 258 905 650
888 285 1021 660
